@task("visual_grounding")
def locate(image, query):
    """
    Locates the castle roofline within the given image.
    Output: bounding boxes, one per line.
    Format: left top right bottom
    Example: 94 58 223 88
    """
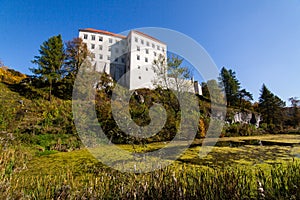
132 30 166 45
79 28 126 39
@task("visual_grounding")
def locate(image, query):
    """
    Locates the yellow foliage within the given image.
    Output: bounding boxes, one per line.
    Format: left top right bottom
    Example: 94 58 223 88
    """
198 118 206 138
0 67 26 84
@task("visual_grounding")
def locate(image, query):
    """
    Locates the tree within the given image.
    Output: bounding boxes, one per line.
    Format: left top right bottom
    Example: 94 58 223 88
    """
288 97 300 128
218 67 241 107
58 37 93 99
152 54 192 94
31 35 65 102
201 79 224 103
258 84 285 128
237 88 253 109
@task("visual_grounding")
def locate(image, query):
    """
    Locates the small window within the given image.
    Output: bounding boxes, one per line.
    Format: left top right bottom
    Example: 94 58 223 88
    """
145 49 149 54
141 39 144 44
99 36 103 41
91 35 95 40
135 37 138 42
153 51 157 56
99 45 103 50
108 46 111 51
109 38 112 43
137 55 140 60
157 45 160 50
99 54 103 59
107 55 110 60
137 46 140 51
91 44 95 49
146 67 148 71
145 57 148 62
162 48 165 52
84 34 88 39
152 43 155 48
138 76 141 79
146 41 149 46
138 66 141 69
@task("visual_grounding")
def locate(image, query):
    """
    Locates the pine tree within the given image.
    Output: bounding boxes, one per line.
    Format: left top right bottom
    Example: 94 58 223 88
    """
31 35 65 102
258 84 285 128
218 67 241 106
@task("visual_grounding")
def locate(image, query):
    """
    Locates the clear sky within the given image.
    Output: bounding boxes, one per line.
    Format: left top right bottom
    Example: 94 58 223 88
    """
0 0 300 103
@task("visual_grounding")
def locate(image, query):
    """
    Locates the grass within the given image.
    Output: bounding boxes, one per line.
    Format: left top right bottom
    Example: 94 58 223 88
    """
0 134 298 199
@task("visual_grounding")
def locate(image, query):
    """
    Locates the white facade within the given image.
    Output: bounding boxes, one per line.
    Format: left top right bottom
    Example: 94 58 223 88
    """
78 28 201 95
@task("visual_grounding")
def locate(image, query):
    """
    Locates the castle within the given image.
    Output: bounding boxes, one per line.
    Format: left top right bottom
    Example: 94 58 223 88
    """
79 28 201 95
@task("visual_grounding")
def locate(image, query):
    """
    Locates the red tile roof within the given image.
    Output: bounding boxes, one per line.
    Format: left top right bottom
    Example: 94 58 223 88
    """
79 28 166 45
79 28 126 39
132 30 166 45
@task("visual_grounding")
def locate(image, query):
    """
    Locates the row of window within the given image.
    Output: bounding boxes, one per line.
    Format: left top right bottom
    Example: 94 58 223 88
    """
90 44 126 54
136 55 149 62
134 37 165 52
97 54 125 63
83 34 125 45
137 66 149 71
136 46 158 56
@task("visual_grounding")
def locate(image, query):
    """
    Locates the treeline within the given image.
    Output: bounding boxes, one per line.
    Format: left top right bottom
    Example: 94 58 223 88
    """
1 34 300 145
28 35 93 101
201 67 300 133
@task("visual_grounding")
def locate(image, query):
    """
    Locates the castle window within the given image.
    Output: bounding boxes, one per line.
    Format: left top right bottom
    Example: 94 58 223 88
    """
84 34 88 39
108 46 111 51
91 44 95 49
137 46 140 51
99 45 103 50
146 67 148 71
99 36 103 41
109 38 113 43
145 57 148 62
99 54 103 59
141 39 144 44
135 37 138 42
152 43 155 48
138 76 141 79
146 41 149 46
138 66 141 69
145 49 149 54
137 55 140 60
107 55 110 60
157 45 160 50
153 51 157 56
91 35 95 40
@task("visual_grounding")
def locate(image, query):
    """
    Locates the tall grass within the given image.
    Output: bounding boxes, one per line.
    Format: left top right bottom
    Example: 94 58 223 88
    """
5 159 300 199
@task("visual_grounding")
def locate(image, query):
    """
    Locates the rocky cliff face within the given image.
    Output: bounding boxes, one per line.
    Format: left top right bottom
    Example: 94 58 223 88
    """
228 112 261 128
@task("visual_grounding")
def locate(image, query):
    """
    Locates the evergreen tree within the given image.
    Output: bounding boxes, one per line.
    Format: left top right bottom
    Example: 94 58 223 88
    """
31 35 65 102
218 67 241 106
288 97 300 128
258 84 285 128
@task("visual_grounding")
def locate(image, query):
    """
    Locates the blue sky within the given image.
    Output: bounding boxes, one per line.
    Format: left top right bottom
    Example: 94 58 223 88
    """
0 0 300 103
